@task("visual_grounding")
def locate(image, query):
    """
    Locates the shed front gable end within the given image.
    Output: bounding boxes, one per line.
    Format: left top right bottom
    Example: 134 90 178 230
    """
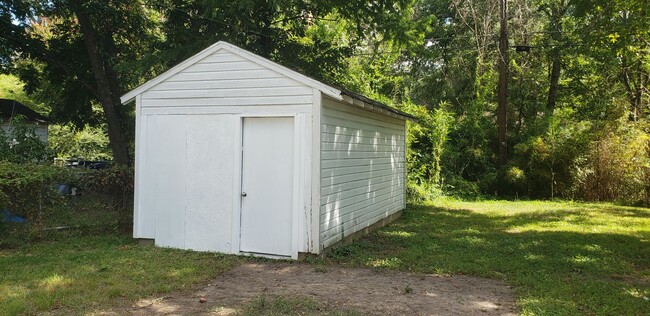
138 48 314 110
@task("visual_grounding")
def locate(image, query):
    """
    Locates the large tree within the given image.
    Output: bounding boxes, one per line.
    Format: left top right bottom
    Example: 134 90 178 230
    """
1 0 160 165
2 0 420 165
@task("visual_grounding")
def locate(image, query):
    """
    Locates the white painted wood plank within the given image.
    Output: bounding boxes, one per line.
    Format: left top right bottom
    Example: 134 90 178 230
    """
322 98 404 126
321 142 403 152
153 115 187 249
150 77 302 91
321 180 400 208
321 195 403 232
323 145 404 154
321 150 405 160
321 123 405 138
143 87 310 100
320 174 403 196
183 60 264 73
321 157 401 169
167 69 283 82
141 105 312 115
135 112 156 238
133 95 143 238
321 185 399 212
321 131 405 144
322 200 403 247
184 115 235 252
321 163 404 178
323 108 405 133
322 197 403 234
198 51 248 63
141 95 312 107
321 200 404 247
321 168 404 187
311 89 322 253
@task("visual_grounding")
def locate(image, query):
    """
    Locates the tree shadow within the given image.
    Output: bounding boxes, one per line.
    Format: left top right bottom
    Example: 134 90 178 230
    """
330 203 650 315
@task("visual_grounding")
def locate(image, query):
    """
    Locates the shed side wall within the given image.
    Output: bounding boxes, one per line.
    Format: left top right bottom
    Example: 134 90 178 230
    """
320 98 406 249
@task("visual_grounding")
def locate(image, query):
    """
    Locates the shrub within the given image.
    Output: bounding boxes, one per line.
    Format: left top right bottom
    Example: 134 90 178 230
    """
0 116 52 163
78 165 134 232
571 124 650 205
0 162 135 248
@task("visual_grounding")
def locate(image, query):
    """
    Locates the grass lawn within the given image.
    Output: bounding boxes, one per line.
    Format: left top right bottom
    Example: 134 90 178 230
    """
326 199 650 315
0 235 245 315
1 200 648 315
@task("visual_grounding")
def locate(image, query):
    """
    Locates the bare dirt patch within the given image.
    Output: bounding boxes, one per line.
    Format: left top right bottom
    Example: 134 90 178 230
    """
106 263 516 315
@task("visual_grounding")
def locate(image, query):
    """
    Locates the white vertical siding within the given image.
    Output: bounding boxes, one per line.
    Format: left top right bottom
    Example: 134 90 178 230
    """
151 115 187 249
139 114 238 252
184 115 236 252
320 98 406 249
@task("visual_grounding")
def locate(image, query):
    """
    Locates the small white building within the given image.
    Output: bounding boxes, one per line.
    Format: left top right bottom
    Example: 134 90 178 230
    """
0 99 49 143
121 41 414 259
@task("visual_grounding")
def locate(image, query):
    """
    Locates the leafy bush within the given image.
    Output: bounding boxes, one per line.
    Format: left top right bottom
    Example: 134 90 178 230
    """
0 162 72 243
0 116 51 163
0 162 134 248
79 165 134 231
48 124 112 160
397 101 455 201
571 123 650 205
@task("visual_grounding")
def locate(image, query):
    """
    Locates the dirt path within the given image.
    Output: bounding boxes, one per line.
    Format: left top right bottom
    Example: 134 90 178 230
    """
106 263 516 315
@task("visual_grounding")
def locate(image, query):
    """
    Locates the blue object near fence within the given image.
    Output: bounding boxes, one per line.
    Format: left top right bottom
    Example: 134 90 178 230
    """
1 209 27 223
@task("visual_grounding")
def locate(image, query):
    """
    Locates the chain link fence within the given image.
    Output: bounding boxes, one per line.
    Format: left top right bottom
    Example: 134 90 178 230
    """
0 163 133 248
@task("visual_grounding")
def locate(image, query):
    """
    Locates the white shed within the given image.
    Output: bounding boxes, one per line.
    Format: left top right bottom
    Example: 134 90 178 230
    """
121 41 414 259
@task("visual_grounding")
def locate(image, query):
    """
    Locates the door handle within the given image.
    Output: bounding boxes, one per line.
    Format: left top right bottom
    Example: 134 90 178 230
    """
242 192 247 197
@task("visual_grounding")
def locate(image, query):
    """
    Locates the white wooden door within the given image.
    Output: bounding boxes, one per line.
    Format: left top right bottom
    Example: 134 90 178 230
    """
240 117 294 256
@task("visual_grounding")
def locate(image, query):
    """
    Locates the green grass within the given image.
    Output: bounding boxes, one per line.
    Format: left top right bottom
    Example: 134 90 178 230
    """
242 295 359 316
2 200 648 315
0 235 244 315
326 200 650 315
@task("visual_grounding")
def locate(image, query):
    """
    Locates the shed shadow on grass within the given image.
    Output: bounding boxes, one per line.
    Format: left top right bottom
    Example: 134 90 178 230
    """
326 202 650 315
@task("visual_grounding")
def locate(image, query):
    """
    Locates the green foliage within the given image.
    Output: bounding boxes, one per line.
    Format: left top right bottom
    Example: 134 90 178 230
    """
0 74 47 113
0 163 135 247
571 122 650 205
2 0 649 203
0 116 51 163
327 200 650 315
0 162 72 242
509 108 592 198
396 101 454 201
48 124 111 160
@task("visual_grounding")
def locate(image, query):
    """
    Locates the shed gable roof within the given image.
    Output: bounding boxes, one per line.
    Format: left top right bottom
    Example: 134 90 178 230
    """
121 41 415 121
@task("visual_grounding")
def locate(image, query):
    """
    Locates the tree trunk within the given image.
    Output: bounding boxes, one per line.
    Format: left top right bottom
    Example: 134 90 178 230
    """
72 1 131 165
547 56 561 111
497 0 508 168
545 1 566 112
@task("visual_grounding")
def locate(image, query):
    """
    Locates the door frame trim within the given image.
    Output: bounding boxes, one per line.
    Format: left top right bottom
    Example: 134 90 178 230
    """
231 114 301 259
